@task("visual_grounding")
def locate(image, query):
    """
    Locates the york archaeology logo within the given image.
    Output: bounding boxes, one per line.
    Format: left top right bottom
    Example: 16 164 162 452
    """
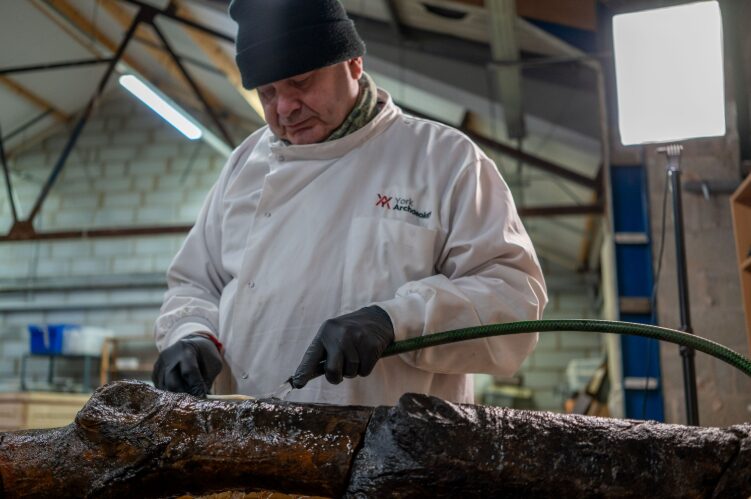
375 194 432 219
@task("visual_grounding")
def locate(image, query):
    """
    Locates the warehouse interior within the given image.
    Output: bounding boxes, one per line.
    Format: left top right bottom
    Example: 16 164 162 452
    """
0 0 749 447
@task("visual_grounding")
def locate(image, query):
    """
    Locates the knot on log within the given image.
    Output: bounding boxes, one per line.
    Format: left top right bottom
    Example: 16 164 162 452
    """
76 380 170 440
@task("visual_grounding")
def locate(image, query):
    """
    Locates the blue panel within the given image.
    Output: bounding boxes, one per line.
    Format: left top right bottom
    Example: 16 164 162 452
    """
523 19 597 53
612 165 665 421
624 383 665 421
619 314 653 326
619 319 665 421
615 246 654 297
620 327 661 376
611 166 649 233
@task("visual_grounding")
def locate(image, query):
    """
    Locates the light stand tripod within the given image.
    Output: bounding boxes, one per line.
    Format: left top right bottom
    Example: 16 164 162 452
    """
657 144 700 426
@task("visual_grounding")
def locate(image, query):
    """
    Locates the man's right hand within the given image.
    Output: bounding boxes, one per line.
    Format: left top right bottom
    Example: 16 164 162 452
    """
152 334 223 398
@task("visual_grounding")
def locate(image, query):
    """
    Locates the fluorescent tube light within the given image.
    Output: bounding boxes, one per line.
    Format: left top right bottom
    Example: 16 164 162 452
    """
118 74 202 140
613 1 726 145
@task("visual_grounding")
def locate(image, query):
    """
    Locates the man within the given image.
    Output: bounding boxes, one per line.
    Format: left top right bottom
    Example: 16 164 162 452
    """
152 0 547 407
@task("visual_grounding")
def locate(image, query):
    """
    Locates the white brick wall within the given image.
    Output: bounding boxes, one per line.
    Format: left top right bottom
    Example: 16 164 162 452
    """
178 203 202 221
59 164 93 182
509 270 603 412
112 256 155 274
113 130 151 146
54 209 96 227
93 177 132 192
133 175 157 191
140 144 182 159
103 161 128 178
130 159 169 176
103 192 142 208
77 132 111 148
34 259 71 277
155 173 185 191
143 191 183 206
93 239 135 257
61 194 100 210
0 87 230 390
98 145 137 162
134 237 175 255
51 241 93 258
0 261 31 278
70 259 109 276
93 208 137 226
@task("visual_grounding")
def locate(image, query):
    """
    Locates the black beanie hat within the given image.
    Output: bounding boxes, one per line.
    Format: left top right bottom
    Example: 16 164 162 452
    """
229 0 366 90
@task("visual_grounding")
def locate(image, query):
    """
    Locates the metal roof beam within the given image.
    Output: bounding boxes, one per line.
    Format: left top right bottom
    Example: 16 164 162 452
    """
171 0 266 123
519 204 602 217
100 0 236 130
0 225 193 242
23 7 144 228
31 0 233 156
0 58 111 77
401 104 597 189
0 76 70 123
0 123 20 224
149 19 234 146
119 0 234 42
488 0 525 140
382 0 405 39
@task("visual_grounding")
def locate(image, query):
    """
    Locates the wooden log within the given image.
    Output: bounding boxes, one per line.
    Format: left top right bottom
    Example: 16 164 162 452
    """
346 394 751 498
0 381 372 498
1 382 750 498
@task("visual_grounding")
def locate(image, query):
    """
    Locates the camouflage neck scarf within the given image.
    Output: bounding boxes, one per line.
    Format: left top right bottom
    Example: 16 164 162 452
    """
325 71 380 142
278 72 380 146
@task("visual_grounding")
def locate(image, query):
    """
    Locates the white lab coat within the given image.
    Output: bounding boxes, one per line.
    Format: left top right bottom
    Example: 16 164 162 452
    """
155 89 547 406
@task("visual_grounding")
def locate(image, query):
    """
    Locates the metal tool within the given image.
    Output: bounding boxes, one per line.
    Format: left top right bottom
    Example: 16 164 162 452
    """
206 380 293 402
207 394 254 402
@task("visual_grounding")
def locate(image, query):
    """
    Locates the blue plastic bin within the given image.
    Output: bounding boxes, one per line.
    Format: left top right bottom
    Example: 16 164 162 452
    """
28 324 77 355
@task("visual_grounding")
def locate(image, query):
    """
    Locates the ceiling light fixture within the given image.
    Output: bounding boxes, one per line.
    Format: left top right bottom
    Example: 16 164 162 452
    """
613 1 725 145
118 74 202 140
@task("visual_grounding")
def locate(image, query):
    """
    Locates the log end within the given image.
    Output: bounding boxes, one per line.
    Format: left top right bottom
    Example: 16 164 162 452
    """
346 393 751 498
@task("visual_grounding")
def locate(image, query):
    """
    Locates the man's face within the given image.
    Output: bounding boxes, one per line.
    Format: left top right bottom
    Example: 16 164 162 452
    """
257 58 363 145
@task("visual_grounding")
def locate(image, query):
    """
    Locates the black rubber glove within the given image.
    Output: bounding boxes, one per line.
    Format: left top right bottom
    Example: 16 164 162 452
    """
152 334 223 398
292 306 394 388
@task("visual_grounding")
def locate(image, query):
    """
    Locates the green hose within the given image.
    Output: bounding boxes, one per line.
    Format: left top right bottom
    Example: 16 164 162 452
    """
380 319 751 378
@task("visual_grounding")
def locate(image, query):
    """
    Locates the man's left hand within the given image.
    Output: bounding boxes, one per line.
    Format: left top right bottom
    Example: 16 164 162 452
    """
292 306 394 388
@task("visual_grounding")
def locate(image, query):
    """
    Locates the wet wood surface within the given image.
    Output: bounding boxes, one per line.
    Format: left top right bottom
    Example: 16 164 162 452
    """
1 381 750 498
346 393 751 498
0 381 371 498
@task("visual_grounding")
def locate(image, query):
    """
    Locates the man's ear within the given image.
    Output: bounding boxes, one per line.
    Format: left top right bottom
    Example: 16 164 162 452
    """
348 57 364 80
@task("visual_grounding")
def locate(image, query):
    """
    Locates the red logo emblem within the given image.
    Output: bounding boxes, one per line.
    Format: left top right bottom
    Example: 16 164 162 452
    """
376 194 392 209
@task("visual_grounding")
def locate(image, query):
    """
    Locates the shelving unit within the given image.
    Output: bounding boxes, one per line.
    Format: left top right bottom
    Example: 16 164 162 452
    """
100 337 158 386
730 173 751 354
19 354 100 393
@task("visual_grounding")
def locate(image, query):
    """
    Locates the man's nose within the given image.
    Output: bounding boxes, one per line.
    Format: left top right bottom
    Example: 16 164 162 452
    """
276 93 301 120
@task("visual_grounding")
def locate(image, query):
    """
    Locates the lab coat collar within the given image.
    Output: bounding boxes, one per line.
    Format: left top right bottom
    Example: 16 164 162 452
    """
267 89 399 161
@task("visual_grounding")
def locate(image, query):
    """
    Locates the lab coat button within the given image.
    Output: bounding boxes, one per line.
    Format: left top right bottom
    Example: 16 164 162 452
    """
264 212 271 218
248 281 255 288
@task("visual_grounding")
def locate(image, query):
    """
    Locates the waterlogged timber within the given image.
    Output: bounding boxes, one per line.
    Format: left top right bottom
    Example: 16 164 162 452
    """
347 395 751 497
0 381 749 498
0 381 371 498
